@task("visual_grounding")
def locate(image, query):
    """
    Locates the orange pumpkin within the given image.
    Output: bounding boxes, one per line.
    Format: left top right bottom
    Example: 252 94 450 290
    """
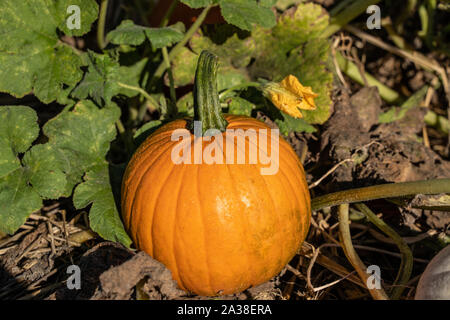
121 51 311 296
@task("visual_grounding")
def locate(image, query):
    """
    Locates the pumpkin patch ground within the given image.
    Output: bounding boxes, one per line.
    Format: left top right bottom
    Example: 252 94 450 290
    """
0 0 449 301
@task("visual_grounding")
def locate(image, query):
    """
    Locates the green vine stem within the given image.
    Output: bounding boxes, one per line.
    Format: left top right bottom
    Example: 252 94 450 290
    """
321 0 382 38
193 51 228 136
355 203 413 300
97 0 109 49
159 0 179 28
162 46 178 116
311 178 450 211
335 51 403 104
219 82 262 100
151 5 213 83
338 204 390 300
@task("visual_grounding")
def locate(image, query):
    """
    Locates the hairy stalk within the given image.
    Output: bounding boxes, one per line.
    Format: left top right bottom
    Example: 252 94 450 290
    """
151 5 213 83
97 0 109 49
321 0 382 38
338 204 390 300
162 46 178 117
335 51 402 104
355 203 413 300
311 178 450 211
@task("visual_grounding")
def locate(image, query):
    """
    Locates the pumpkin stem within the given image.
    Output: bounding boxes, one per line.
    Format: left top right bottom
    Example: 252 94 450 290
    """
192 50 228 136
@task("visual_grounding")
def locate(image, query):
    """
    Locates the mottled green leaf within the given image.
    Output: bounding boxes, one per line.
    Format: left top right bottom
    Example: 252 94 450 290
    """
107 20 184 49
106 20 148 45
171 47 199 87
228 97 254 116
23 144 67 199
71 51 121 105
275 113 317 135
172 35 251 89
191 33 256 69
0 106 39 177
55 0 99 36
0 106 66 234
43 100 121 196
73 164 131 246
251 3 332 124
0 169 42 234
219 0 277 31
145 25 184 49
0 0 98 103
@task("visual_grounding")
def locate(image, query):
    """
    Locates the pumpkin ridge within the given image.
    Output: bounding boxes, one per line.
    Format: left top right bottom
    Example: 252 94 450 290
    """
260 169 286 277
221 137 254 291
131 141 179 252
195 164 215 295
151 151 178 262
124 140 175 232
123 135 178 228
171 163 188 292
230 134 281 285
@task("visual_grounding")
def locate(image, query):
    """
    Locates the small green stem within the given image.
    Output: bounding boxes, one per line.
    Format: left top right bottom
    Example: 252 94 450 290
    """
219 82 262 100
162 46 178 116
117 82 161 114
335 51 403 104
151 5 213 85
424 110 450 134
355 203 413 300
159 0 179 27
321 0 382 38
97 0 109 49
338 204 390 300
193 51 228 136
311 178 450 211
116 119 125 135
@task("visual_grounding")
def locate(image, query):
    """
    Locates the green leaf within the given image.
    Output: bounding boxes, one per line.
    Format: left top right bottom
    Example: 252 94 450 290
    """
251 3 333 124
116 58 149 98
0 106 66 234
42 100 121 196
73 164 131 247
0 169 42 234
0 0 98 103
275 113 317 135
55 0 99 37
171 35 252 89
106 20 184 49
71 51 121 105
180 0 218 8
379 86 429 123
22 144 67 199
219 0 277 31
228 97 254 116
145 25 184 49
73 51 150 104
0 106 39 177
106 20 148 45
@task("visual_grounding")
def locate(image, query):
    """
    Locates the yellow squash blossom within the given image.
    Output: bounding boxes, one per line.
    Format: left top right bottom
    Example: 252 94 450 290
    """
263 75 318 118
